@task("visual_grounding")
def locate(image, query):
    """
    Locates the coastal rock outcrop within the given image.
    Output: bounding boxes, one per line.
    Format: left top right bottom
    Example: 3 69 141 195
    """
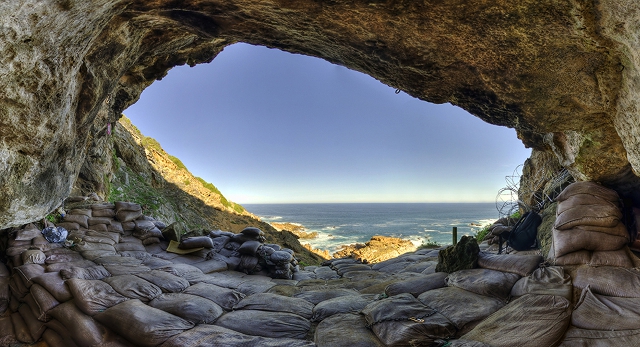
6 1 640 227
333 235 417 264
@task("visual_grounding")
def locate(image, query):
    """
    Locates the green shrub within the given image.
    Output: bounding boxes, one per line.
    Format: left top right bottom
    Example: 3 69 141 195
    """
418 238 440 249
475 224 492 243
195 177 231 208
141 136 163 153
169 155 187 171
232 203 245 214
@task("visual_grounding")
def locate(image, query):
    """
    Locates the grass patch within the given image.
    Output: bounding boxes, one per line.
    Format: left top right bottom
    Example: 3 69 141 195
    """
475 224 492 243
418 238 440 249
195 177 231 208
169 155 187 171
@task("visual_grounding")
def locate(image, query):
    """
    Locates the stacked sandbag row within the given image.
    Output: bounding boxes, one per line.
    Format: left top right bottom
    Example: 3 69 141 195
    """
178 227 302 279
479 217 517 246
551 181 637 267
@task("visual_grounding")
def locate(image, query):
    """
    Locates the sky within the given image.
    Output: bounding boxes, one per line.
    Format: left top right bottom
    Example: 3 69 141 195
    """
124 43 531 204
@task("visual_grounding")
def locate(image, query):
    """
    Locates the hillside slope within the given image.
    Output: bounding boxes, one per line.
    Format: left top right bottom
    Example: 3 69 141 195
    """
73 115 324 265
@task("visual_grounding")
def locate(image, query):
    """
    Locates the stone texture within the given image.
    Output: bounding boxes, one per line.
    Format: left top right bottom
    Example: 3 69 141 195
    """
436 236 480 273
334 235 417 264
5 1 640 226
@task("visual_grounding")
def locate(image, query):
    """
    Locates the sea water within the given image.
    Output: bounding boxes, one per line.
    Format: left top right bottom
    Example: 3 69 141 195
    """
243 203 499 253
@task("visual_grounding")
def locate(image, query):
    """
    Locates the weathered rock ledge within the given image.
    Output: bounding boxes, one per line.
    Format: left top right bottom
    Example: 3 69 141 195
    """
5 1 640 227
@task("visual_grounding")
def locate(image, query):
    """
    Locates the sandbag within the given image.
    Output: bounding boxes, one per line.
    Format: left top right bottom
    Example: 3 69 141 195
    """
294 288 360 304
445 268 520 301
418 287 505 334
45 251 86 263
446 340 493 347
14 264 45 288
157 263 203 278
48 301 108 347
83 235 116 245
192 259 228 274
556 193 619 215
315 313 385 347
235 280 277 295
12 311 34 343
233 292 314 319
115 201 142 212
384 272 448 297
559 326 640 347
312 294 379 322
555 204 621 230
556 181 620 203
553 225 629 258
19 303 46 341
81 249 118 260
15 224 41 241
31 272 73 302
105 264 152 276
116 209 143 223
179 236 214 249
22 250 46 265
64 214 89 228
142 256 174 269
60 265 111 280
149 293 224 324
237 240 262 256
66 278 129 316
182 282 246 311
94 255 143 266
0 316 18 346
461 294 571 347
510 266 572 300
46 259 96 272
159 324 315 347
589 248 635 268
553 250 592 266
95 299 194 347
361 293 456 347
92 208 115 218
477 252 543 276
214 309 311 339
134 270 190 293
29 283 59 321
574 266 640 297
572 286 640 330
115 242 146 252
103 274 162 301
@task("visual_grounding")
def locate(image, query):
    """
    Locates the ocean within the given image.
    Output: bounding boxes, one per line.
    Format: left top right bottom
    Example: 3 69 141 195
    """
243 203 499 254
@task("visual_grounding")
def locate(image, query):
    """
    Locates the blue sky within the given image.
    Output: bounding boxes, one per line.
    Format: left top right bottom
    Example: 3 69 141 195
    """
124 43 531 204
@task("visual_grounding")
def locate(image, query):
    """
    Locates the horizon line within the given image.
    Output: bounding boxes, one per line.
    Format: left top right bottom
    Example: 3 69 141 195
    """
239 201 497 205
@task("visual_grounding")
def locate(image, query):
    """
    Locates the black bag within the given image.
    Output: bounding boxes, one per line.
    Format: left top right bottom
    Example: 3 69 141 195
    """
499 212 542 253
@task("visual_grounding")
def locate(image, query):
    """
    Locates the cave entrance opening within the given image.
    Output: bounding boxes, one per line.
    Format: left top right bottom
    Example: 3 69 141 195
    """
123 42 531 205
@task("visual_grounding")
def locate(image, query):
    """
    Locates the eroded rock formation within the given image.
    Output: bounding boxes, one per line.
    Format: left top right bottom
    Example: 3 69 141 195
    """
3 1 640 227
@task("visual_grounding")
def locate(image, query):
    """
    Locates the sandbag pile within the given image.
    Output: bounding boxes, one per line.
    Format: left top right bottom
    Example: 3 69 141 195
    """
551 181 636 266
181 227 302 279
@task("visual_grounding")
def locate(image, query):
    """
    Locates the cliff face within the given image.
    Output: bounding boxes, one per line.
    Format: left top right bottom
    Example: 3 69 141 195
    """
3 1 640 227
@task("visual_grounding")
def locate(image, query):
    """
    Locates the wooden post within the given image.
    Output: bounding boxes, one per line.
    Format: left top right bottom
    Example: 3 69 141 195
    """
452 227 458 245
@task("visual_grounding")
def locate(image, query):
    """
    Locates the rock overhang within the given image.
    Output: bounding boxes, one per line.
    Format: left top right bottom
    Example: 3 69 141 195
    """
3 0 640 227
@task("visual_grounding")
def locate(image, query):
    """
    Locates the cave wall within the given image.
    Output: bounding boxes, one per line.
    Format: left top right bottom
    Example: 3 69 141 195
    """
2 0 640 227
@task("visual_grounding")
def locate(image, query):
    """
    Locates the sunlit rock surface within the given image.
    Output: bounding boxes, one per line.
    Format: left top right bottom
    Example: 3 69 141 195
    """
4 1 640 226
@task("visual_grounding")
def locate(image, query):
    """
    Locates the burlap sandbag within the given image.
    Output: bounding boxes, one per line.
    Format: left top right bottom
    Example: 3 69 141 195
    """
60 265 111 280
135 270 190 293
447 340 493 346
12 311 34 343
418 287 505 334
477 252 543 276
191 259 228 274
64 214 89 228
182 282 246 311
149 293 223 324
556 193 619 214
73 242 116 253
235 279 277 296
553 250 592 266
15 224 41 241
556 182 620 203
103 274 162 301
553 226 629 258
14 264 45 288
445 268 521 302
572 286 640 330
94 255 143 266
555 204 621 230
48 301 108 347
22 250 46 265
66 278 128 316
384 272 448 297
589 248 636 268
81 249 118 260
315 313 385 347
312 294 380 322
83 235 116 245
214 309 311 339
115 242 146 252
574 266 640 297
19 303 46 341
293 288 360 304
179 236 214 249
559 326 640 346
0 316 18 346
116 209 143 223
29 284 59 321
157 263 203 278
461 294 571 347
233 292 314 319
31 272 73 302
159 324 315 347
361 293 456 347
95 299 194 347
510 266 572 300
